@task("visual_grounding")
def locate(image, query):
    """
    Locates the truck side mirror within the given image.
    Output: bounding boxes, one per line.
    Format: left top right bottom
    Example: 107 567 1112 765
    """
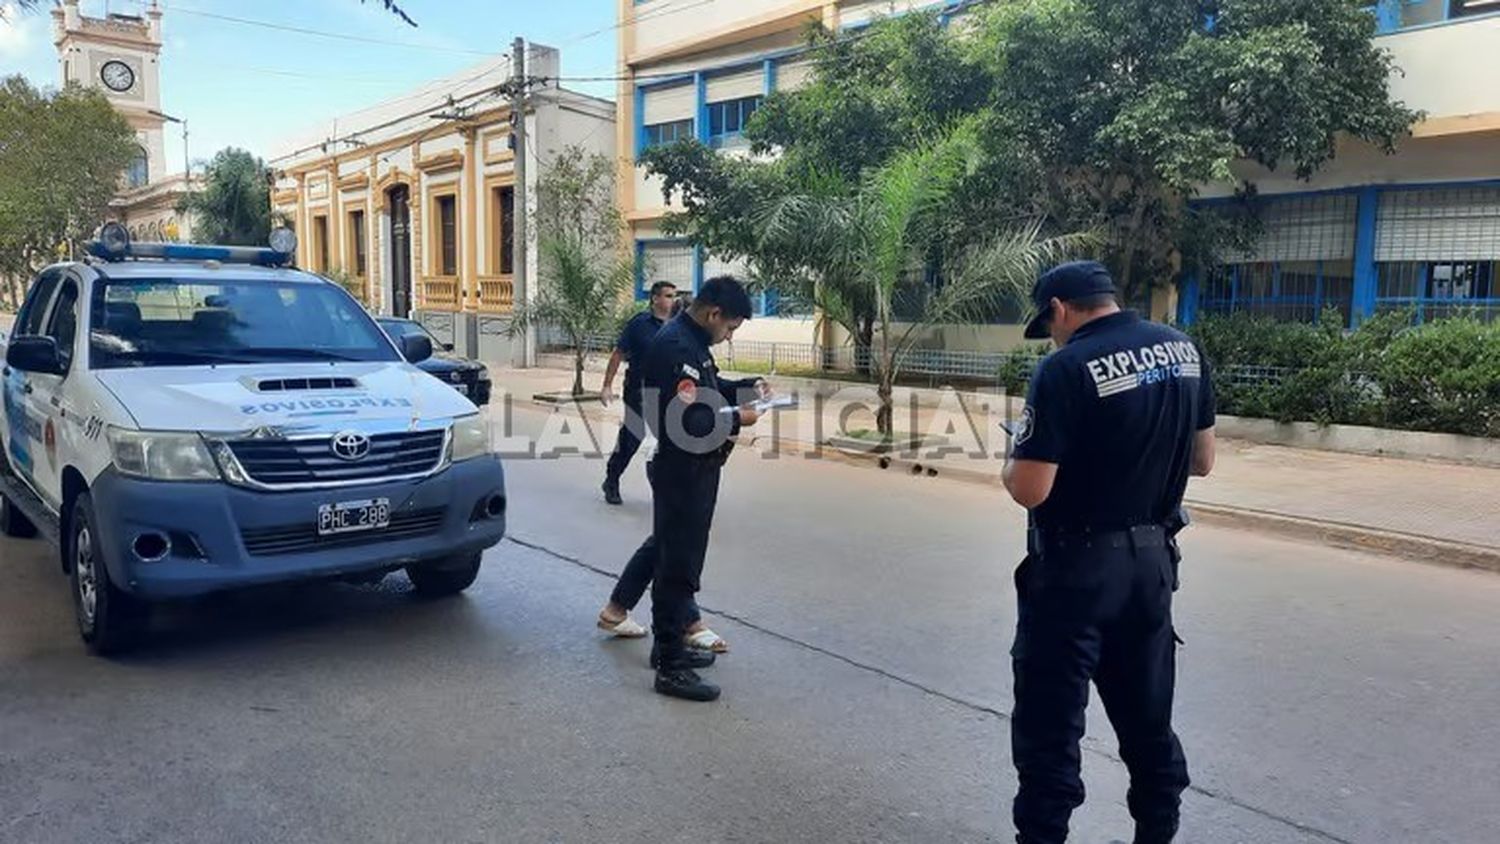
6 336 64 376
400 334 433 364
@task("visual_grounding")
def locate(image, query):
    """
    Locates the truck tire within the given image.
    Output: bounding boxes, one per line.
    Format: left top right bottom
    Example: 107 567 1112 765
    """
406 552 482 598
68 492 146 655
0 493 37 539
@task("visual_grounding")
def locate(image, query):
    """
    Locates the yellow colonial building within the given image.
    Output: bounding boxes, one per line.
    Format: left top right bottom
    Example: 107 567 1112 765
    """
270 46 614 364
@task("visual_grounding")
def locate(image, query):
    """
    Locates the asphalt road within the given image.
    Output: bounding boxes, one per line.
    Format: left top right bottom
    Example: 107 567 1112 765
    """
3 402 1499 843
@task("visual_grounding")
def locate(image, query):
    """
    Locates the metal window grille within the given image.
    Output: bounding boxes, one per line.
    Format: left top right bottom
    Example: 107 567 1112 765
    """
1200 194 1358 323
1375 186 1500 323
637 242 694 299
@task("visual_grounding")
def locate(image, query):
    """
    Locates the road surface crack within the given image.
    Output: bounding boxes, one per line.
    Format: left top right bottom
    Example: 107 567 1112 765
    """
506 534 1353 844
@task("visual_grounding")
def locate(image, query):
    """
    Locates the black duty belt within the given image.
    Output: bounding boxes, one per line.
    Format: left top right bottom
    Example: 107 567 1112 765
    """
1040 524 1168 552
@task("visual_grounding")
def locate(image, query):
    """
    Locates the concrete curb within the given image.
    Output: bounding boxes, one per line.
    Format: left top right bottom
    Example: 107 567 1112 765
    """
514 393 1500 574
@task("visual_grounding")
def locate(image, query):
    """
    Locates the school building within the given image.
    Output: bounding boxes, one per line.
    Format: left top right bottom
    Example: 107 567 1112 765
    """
618 0 1500 349
1185 2 1500 326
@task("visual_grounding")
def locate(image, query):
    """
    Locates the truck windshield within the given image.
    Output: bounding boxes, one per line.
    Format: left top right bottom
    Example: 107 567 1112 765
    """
89 278 400 368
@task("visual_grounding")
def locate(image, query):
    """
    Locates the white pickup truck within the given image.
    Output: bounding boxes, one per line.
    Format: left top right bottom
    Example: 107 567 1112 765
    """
0 226 507 654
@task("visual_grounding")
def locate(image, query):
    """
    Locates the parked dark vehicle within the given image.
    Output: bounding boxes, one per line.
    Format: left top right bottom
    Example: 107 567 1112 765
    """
377 318 492 406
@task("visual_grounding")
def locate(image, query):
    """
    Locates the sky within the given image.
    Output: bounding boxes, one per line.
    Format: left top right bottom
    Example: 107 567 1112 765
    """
0 0 620 176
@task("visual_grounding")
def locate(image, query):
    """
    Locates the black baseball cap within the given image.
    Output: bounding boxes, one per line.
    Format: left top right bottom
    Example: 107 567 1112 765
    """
1023 260 1118 339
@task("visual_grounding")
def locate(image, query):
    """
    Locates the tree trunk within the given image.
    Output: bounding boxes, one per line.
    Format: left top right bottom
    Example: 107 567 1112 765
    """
877 374 894 439
876 319 893 438
854 315 875 377
572 347 586 398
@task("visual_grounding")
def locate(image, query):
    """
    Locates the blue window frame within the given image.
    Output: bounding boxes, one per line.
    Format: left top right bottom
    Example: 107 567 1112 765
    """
643 119 694 150
1366 0 1498 33
706 96 762 148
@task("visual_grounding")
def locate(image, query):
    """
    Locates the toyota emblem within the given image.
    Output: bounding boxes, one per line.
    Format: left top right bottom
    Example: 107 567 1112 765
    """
330 430 371 461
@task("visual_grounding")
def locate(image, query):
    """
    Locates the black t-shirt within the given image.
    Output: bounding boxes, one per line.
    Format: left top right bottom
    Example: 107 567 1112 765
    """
616 310 665 387
1012 311 1215 533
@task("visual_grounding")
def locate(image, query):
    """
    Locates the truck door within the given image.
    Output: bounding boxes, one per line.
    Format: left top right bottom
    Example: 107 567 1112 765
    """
27 275 83 509
3 270 62 492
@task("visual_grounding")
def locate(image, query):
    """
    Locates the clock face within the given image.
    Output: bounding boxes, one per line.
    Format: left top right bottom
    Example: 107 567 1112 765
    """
100 60 135 93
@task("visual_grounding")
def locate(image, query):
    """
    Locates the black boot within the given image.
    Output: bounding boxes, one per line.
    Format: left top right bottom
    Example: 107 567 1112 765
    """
654 667 721 702
650 643 715 670
1134 822 1178 844
602 475 622 505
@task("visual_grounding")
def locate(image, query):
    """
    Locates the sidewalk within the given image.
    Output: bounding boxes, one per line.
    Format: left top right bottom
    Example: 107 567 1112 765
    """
491 364 1499 569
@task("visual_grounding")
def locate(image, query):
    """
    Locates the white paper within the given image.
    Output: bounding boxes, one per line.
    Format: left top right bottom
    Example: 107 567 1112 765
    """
721 395 798 415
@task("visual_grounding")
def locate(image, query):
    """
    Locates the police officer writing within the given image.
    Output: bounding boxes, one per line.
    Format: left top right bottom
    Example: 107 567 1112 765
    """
600 280 677 506
1002 262 1216 844
626 276 765 702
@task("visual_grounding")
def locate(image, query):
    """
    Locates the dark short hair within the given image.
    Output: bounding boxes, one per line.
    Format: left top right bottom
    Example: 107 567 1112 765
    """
1065 292 1118 312
693 276 753 320
649 281 677 298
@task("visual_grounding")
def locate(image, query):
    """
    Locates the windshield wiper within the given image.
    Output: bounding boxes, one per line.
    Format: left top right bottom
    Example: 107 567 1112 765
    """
242 348 365 362
110 350 260 366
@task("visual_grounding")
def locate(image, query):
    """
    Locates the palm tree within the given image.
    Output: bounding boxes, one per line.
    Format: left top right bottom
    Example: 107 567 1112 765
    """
507 235 634 398
752 119 1087 439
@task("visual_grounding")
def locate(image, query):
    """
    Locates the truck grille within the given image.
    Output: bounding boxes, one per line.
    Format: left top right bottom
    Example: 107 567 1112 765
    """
226 430 446 486
240 507 447 556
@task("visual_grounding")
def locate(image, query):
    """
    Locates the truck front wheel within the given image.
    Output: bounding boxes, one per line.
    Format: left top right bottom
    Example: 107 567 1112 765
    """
68 492 146 655
406 552 482 598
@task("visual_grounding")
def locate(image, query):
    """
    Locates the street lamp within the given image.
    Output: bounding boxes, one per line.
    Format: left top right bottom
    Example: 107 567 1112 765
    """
148 109 190 180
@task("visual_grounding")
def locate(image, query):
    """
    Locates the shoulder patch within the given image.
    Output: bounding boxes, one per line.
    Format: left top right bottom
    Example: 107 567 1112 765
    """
1014 406 1035 446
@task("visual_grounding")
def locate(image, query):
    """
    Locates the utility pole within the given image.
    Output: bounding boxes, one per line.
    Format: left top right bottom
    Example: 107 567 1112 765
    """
510 36 533 368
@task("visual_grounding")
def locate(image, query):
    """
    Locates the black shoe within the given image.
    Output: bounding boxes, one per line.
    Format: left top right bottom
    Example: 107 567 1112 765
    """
654 668 720 702
650 645 715 670
602 477 622 505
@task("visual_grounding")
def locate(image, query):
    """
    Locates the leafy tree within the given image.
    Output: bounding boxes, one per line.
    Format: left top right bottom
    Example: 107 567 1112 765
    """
178 148 275 246
0 76 136 307
968 0 1420 297
509 146 635 397
750 120 1083 436
645 1 1420 317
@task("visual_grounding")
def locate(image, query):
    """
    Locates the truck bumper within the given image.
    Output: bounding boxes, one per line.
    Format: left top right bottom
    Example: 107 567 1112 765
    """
88 457 507 600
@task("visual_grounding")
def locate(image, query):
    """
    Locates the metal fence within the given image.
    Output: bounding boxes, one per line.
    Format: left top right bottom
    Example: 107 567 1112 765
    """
536 329 1338 395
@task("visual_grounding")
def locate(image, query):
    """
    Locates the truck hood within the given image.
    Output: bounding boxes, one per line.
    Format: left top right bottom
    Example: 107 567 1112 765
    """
94 362 478 433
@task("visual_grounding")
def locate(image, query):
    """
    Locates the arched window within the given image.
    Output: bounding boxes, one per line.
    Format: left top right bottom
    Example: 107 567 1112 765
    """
126 147 149 189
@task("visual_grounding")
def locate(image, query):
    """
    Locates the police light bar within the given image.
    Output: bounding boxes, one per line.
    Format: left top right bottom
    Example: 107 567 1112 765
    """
85 222 298 267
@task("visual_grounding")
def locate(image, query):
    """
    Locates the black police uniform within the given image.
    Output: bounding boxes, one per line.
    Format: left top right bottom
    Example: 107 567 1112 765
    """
604 309 666 486
626 313 758 688
1009 311 1214 843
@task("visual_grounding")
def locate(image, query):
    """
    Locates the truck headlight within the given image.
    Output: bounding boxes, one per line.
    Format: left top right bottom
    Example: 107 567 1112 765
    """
449 415 491 462
107 427 221 481
475 366 490 382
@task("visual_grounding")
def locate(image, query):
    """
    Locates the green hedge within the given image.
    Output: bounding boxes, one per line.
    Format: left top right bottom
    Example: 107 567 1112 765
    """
1189 311 1500 438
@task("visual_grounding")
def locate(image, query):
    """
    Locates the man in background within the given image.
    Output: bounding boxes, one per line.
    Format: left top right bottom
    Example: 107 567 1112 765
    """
600 281 676 505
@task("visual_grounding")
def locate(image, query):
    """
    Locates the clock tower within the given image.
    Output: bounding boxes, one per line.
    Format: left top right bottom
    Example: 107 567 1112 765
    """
53 0 166 190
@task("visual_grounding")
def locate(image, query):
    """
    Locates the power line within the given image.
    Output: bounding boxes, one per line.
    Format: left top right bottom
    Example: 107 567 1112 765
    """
160 2 498 55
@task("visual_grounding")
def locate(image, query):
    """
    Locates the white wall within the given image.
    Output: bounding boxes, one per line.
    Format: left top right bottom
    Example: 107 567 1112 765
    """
1381 16 1500 119
632 0 806 57
1200 132 1500 198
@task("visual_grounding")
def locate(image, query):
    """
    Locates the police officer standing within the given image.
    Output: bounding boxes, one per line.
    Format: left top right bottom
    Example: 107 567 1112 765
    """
601 281 677 505
1002 261 1216 843
628 276 763 702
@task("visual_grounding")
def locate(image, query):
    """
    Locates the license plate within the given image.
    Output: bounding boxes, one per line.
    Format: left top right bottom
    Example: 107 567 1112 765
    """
317 498 391 536
453 383 470 395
